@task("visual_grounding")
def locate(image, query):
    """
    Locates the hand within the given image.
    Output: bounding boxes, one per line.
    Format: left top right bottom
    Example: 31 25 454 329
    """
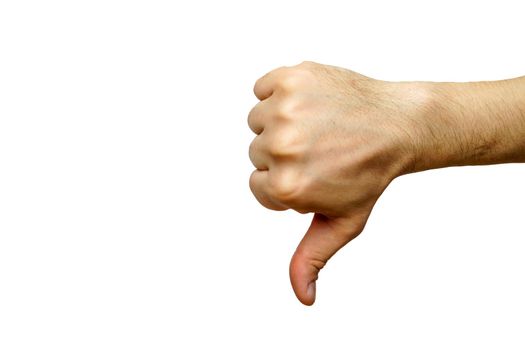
248 61 426 305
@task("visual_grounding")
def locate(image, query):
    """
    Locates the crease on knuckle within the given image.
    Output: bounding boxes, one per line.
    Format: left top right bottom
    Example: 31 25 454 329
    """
310 257 327 273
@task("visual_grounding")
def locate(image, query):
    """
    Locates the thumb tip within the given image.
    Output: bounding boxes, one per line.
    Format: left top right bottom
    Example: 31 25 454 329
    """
296 281 316 306
293 280 316 306
290 254 318 306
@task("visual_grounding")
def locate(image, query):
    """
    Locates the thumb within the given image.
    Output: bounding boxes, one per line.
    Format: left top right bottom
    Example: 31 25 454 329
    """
289 213 365 306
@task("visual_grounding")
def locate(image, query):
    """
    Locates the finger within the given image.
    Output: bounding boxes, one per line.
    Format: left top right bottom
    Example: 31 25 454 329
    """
247 99 270 135
253 66 287 101
289 213 365 306
249 134 271 170
249 170 287 211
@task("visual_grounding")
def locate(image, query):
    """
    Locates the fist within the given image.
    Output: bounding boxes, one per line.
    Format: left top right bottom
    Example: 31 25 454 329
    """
248 61 420 305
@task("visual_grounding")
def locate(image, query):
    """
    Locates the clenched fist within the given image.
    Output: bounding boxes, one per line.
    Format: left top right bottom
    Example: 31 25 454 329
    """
248 61 427 305
249 62 525 306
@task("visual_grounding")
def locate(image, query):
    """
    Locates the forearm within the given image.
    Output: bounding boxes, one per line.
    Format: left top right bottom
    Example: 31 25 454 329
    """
410 77 525 172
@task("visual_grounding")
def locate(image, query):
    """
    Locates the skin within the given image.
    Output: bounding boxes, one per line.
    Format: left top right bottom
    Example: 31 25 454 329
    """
248 61 525 306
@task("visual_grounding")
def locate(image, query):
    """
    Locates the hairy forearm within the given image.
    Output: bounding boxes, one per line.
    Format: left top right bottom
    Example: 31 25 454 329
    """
410 77 525 172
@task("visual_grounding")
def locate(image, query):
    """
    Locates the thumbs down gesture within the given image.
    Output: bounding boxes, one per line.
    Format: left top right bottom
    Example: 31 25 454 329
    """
248 61 427 305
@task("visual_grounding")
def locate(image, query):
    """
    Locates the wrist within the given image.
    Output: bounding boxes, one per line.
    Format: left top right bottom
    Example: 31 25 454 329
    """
405 79 525 173
408 81 479 172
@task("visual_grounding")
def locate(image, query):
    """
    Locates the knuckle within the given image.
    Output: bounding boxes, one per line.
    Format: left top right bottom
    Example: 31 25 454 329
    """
276 67 315 95
269 170 301 203
298 60 315 68
276 97 301 121
296 61 319 76
268 130 302 159
249 171 287 211
276 70 302 92
310 257 327 272
293 247 326 272
268 141 286 158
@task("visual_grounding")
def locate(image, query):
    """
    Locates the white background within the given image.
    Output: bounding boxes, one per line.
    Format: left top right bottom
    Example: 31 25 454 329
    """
1 0 524 349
